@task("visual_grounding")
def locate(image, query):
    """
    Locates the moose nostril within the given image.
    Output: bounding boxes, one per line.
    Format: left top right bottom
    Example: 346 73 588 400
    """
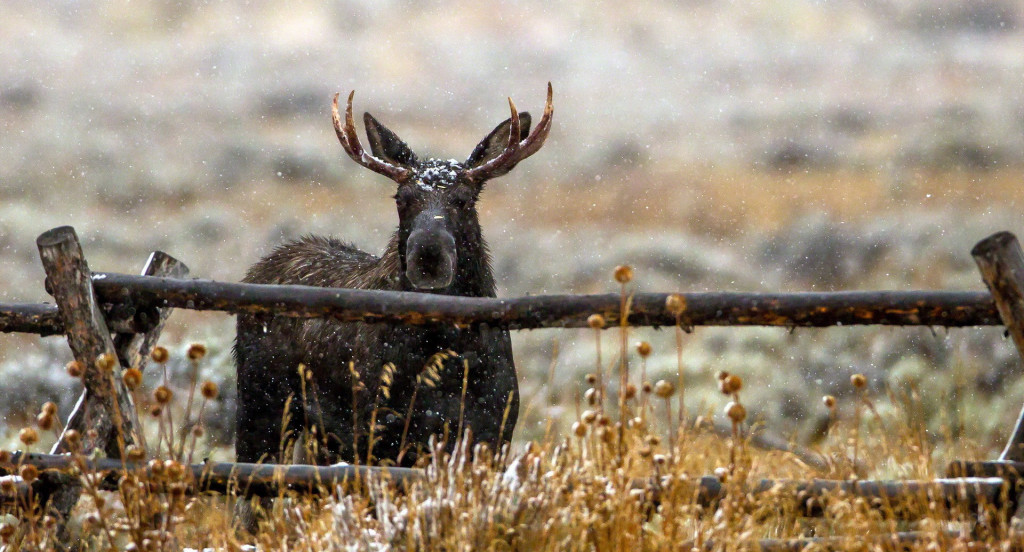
417 244 445 265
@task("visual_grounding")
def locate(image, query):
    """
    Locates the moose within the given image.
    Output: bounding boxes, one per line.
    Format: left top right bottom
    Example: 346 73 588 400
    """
233 85 553 477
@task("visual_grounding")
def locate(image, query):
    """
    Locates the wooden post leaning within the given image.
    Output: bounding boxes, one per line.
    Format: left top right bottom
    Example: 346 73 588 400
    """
55 250 189 452
37 226 142 457
971 230 1024 532
109 251 189 373
34 227 186 538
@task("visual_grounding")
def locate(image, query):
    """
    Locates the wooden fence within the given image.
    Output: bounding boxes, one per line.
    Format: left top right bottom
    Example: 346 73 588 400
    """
3 225 1024 549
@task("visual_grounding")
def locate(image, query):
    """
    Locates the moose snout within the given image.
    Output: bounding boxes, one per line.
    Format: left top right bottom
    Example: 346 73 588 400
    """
406 229 456 290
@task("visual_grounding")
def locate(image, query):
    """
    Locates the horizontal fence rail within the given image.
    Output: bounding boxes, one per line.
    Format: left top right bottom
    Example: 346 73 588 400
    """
0 274 1002 335
1 452 1009 520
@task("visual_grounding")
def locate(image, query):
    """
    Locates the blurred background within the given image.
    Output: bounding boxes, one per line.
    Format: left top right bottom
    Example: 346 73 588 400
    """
2 0 1024 460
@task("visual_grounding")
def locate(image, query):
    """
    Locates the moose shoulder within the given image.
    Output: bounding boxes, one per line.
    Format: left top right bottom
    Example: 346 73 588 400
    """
233 85 553 471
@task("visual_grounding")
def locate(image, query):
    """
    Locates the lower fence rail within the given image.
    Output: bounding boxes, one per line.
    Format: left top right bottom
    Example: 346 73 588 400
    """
0 452 1014 522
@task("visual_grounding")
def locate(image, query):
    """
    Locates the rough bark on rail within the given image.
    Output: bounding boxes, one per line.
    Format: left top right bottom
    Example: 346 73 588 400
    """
0 303 65 336
80 273 1000 329
0 303 158 336
1 452 421 497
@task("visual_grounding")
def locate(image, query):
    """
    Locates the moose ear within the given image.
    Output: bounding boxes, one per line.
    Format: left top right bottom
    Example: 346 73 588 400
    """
364 113 418 167
465 112 532 176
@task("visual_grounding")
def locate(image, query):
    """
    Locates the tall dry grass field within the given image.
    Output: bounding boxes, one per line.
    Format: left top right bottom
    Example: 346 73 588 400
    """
0 311 1007 551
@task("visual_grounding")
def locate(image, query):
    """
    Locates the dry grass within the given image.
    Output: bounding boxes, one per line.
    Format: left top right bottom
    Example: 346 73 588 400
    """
0 292 1014 551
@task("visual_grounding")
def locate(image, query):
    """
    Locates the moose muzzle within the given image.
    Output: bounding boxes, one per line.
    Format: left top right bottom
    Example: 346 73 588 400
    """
406 219 456 290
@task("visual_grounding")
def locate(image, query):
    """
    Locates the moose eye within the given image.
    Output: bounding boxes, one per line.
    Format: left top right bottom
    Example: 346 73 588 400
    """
450 187 475 209
395 187 417 210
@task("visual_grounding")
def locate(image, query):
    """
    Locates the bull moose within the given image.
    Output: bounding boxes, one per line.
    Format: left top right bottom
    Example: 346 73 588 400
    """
233 85 553 480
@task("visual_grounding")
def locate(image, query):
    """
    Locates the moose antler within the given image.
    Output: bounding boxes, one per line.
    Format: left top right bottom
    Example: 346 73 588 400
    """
332 91 412 183
464 82 554 183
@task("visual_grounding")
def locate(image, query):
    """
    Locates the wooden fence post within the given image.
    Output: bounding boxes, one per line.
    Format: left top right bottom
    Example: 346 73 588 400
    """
971 231 1024 534
55 250 189 454
35 227 155 541
110 251 189 372
37 226 142 457
971 231 1024 462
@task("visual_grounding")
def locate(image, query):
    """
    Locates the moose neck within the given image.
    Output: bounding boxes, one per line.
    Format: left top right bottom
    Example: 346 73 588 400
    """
385 218 496 298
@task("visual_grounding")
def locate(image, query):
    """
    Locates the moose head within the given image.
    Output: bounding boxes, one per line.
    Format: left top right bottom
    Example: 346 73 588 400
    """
331 84 553 292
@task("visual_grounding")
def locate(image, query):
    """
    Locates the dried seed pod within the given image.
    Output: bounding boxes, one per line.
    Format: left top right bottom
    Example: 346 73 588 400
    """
123 368 143 390
126 445 145 461
624 383 637 400
642 381 652 394
187 343 208 361
148 459 166 477
64 429 81 446
665 294 685 315
200 381 219 400
851 373 867 389
19 427 38 446
725 401 747 424
714 466 729 482
587 314 605 330
0 450 9 464
654 380 675 398
153 385 173 405
720 374 743 395
96 353 117 372
636 341 652 357
584 388 600 406
581 410 597 424
192 426 204 437
36 412 54 431
613 265 634 284
42 402 58 416
149 405 162 418
0 479 15 495
822 395 836 409
165 460 185 480
19 464 38 483
66 360 84 378
585 373 597 385
151 346 169 363
572 422 587 437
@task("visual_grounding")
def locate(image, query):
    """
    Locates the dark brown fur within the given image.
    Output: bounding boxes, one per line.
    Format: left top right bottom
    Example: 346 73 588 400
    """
233 88 552 479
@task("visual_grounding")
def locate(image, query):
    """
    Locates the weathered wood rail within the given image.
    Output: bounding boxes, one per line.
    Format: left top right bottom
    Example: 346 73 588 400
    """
0 278 1004 334
3 225 1024 550
0 451 1007 520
